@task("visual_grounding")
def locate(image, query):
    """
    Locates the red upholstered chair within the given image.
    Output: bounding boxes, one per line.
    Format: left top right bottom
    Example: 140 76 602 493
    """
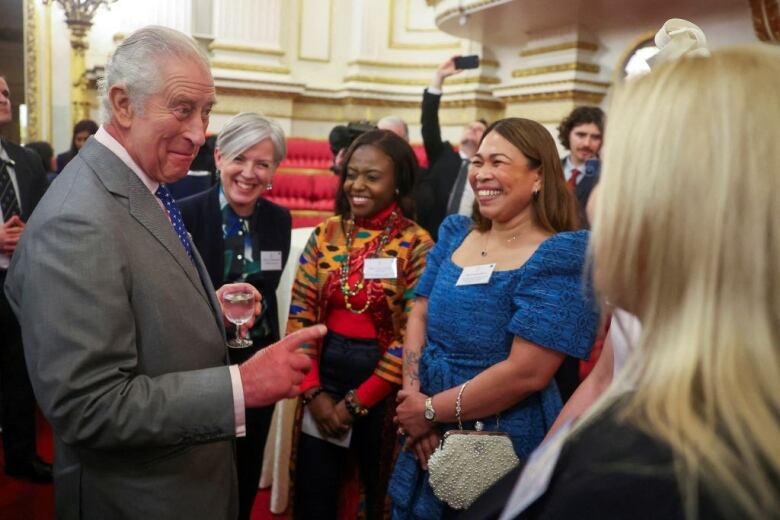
266 138 429 228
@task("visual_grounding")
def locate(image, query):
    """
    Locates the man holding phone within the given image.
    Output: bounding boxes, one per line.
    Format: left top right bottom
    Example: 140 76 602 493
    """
414 55 487 240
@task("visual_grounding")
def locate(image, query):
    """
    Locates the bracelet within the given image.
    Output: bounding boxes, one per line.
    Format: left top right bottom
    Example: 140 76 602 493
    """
301 387 323 406
344 389 369 417
455 380 471 430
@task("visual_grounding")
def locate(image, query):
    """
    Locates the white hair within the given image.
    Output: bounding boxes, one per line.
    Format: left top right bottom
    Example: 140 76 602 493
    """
216 112 287 165
377 116 409 141
99 25 210 122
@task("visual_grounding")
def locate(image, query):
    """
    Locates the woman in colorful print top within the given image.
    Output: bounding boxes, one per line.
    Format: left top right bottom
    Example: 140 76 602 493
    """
288 130 433 519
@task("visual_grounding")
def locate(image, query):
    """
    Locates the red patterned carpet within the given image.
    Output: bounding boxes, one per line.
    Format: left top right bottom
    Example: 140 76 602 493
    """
0 412 287 519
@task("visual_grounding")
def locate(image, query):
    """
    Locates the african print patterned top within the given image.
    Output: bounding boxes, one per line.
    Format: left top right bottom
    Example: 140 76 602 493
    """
287 208 433 403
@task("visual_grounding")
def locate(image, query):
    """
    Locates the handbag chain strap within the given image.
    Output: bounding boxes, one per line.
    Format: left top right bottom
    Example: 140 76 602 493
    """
455 380 500 431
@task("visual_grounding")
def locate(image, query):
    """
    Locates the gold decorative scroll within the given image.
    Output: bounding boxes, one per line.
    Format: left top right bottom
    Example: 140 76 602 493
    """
519 41 599 57
23 0 40 142
512 62 600 78
749 0 780 42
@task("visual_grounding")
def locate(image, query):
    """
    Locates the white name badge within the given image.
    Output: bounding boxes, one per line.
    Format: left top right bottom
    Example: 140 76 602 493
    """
498 419 574 520
363 257 398 279
455 263 496 286
260 251 283 271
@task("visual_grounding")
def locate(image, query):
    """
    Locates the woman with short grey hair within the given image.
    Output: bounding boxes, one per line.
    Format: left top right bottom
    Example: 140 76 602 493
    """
178 112 291 520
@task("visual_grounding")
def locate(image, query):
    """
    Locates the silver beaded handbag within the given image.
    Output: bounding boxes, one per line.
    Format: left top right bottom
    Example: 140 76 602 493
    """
427 382 520 510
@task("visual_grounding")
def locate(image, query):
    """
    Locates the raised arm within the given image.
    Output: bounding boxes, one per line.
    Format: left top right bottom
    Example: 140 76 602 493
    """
421 56 463 166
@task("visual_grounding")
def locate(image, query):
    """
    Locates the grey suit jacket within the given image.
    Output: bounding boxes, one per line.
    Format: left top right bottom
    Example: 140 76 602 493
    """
4 139 239 519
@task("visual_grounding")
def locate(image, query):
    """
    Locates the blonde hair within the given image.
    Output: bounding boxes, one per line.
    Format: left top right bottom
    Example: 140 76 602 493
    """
590 44 780 518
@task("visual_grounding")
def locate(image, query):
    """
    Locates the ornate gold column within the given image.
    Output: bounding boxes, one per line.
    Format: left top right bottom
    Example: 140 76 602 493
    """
42 0 117 126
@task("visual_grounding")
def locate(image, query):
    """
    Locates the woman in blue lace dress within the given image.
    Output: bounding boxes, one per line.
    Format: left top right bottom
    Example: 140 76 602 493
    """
388 118 600 519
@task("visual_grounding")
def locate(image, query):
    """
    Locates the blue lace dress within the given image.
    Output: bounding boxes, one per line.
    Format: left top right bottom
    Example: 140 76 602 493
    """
388 215 599 519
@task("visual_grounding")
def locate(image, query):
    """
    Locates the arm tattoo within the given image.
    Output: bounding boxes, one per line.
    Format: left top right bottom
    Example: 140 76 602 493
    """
403 350 420 383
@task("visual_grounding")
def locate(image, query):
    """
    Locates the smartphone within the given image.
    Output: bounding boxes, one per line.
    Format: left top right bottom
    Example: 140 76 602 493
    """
453 55 480 70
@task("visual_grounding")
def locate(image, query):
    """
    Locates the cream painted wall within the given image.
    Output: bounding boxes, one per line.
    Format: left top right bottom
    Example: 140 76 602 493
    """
34 0 760 153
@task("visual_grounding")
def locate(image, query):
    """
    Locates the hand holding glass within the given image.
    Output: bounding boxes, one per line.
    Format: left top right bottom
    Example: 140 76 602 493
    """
223 290 255 348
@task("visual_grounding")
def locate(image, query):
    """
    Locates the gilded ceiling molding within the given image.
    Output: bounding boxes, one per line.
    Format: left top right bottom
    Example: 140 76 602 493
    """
297 95 421 108
519 41 599 57
512 62 600 77
448 75 500 85
344 74 499 86
495 78 611 90
503 90 605 104
441 98 503 110
209 42 285 56
211 61 290 75
215 86 299 98
294 94 502 110
434 0 508 26
347 59 440 69
347 58 500 69
748 0 780 42
23 0 40 142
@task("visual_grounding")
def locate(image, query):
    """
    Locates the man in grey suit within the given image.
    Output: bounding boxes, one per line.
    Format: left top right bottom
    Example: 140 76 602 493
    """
3 26 324 519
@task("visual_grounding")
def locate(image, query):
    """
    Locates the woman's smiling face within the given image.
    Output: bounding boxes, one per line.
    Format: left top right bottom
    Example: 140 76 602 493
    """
217 138 277 216
469 131 541 224
343 144 397 218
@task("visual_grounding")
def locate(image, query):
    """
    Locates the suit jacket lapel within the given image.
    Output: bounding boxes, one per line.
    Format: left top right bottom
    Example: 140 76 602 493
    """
79 139 214 311
3 140 33 217
191 242 227 342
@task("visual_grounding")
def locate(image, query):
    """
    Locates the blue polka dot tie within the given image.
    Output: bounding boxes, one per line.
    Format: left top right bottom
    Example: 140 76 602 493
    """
155 185 193 261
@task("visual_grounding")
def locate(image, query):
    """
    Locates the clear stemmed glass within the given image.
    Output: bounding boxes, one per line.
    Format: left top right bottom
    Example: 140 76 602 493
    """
222 290 255 348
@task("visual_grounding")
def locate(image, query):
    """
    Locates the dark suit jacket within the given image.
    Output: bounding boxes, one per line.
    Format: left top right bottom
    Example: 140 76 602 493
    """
465 399 732 520
562 156 600 230
179 185 292 347
414 89 464 241
56 150 74 174
1 139 47 222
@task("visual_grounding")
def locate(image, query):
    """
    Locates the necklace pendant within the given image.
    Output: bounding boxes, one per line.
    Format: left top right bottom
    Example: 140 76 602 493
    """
481 250 487 257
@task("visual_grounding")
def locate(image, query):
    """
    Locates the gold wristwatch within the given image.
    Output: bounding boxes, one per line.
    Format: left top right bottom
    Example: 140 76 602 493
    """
424 396 437 422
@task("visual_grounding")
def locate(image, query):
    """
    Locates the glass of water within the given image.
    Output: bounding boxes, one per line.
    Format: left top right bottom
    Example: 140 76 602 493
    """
222 290 255 348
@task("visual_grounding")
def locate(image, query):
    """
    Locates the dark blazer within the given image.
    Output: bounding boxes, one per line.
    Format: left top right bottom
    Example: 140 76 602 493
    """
0 138 47 468
465 399 733 520
179 185 292 346
562 156 600 230
55 150 74 174
414 89 464 241
1 139 47 221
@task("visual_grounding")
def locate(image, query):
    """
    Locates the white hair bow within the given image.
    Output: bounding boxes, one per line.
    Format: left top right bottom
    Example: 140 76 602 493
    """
647 18 711 68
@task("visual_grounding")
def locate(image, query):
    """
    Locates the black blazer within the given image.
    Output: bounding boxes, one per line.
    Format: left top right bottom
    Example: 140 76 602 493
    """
179 185 292 345
562 156 600 230
465 399 733 520
1 139 47 222
414 89 464 241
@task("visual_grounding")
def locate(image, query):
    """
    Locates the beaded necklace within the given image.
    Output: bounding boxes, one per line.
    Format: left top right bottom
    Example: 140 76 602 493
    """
339 211 398 314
